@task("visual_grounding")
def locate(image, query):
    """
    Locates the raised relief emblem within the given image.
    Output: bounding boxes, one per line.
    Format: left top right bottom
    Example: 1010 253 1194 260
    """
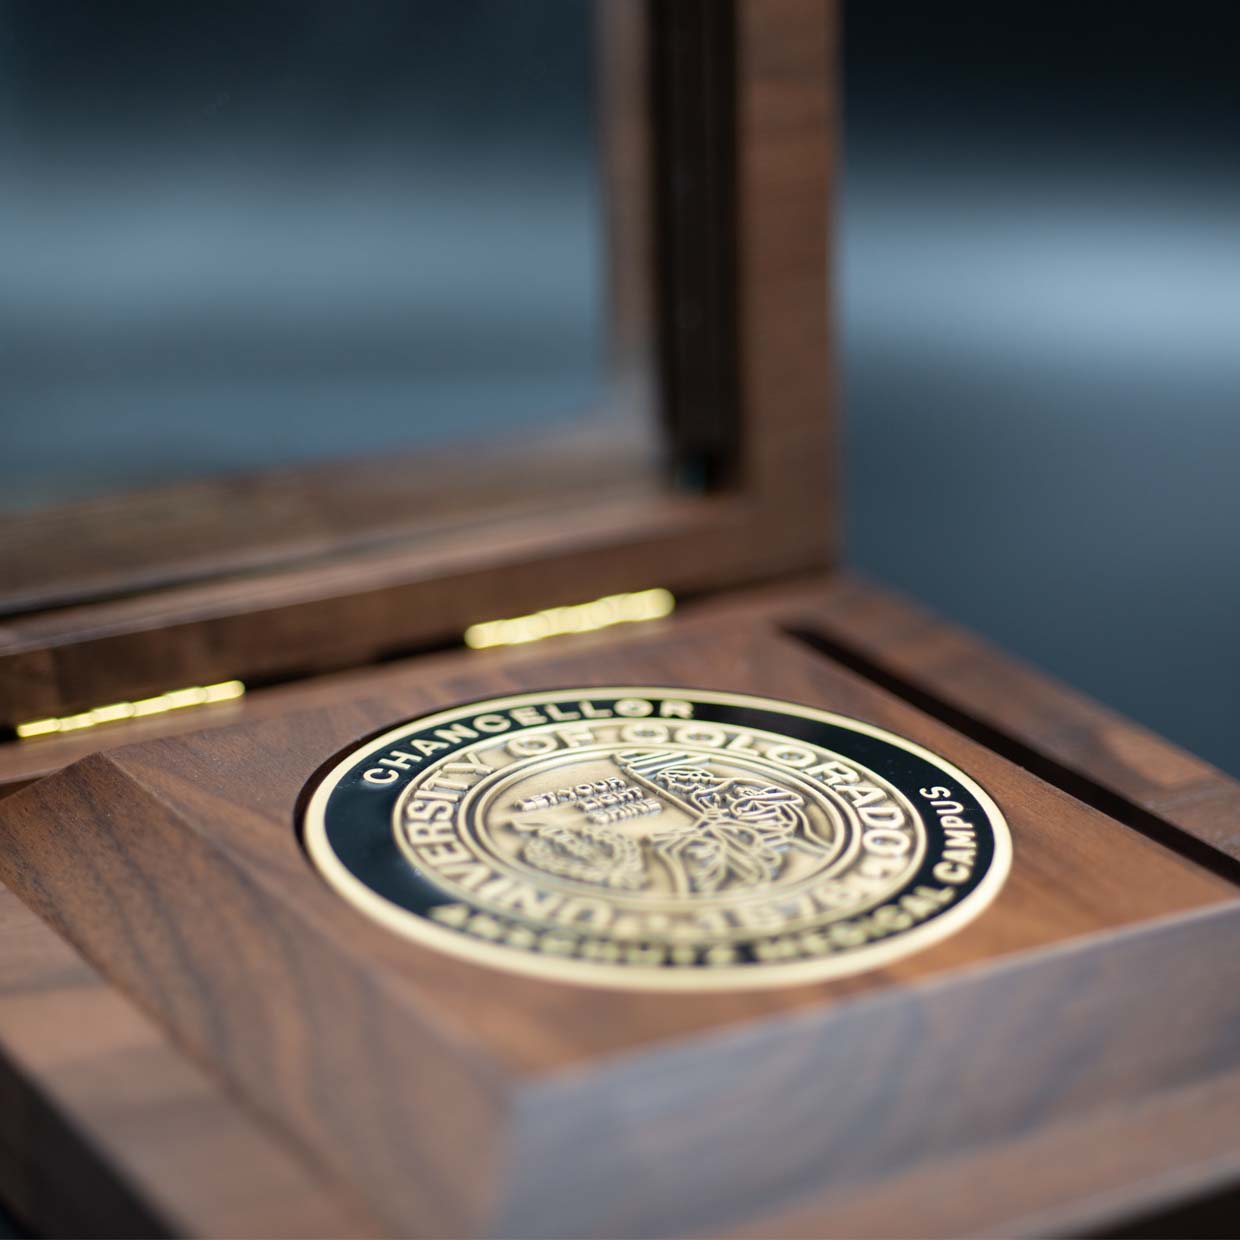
302 689 1011 989
507 751 822 895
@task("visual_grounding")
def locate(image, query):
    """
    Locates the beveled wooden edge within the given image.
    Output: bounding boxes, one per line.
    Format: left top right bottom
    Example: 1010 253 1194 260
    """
728 1059 1240 1239
3 743 1239 1238
0 887 380 1239
3 805 1237 1240
501 899 1240 1237
784 572 1240 872
0 750 513 1239
0 0 836 726
3 850 1237 1238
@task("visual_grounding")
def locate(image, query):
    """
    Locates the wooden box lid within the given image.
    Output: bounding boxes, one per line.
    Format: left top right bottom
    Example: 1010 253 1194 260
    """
0 0 834 728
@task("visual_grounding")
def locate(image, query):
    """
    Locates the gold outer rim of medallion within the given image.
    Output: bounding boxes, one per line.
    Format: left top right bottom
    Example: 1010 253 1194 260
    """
302 688 1012 991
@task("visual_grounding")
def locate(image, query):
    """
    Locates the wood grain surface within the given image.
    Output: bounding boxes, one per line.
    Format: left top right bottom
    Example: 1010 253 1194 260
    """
4 2 1231 1233
790 573 1240 872
0 597 1234 1236
731 1054 1240 1239
0 886 379 1238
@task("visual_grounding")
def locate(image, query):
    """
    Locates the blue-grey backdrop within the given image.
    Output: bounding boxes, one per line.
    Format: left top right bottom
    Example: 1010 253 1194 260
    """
1 1 1235 781
843 2 1240 778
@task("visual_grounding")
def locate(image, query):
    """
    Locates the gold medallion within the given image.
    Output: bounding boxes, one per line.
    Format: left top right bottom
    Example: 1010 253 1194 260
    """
302 688 1011 989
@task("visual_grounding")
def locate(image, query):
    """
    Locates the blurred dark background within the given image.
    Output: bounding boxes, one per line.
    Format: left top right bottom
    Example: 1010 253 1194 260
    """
842 2 1240 778
0 1 1236 779
0 0 605 505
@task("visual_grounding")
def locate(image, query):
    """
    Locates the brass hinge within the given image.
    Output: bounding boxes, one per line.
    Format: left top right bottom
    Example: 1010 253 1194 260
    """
464 589 674 650
17 680 245 740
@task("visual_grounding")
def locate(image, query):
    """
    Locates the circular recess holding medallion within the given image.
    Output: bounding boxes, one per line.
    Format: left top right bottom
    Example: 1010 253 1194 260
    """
301 688 1011 989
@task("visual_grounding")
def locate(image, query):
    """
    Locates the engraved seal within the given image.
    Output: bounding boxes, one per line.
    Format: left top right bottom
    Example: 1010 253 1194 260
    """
302 689 1011 989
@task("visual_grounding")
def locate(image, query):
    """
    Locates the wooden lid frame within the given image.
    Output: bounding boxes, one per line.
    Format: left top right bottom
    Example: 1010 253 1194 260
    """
0 0 833 725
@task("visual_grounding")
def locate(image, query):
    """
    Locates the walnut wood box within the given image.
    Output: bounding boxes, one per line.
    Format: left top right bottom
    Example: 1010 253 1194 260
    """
2 4 1240 1237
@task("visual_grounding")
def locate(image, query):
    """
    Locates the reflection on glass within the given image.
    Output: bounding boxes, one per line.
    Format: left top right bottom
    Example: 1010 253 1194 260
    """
0 0 613 511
